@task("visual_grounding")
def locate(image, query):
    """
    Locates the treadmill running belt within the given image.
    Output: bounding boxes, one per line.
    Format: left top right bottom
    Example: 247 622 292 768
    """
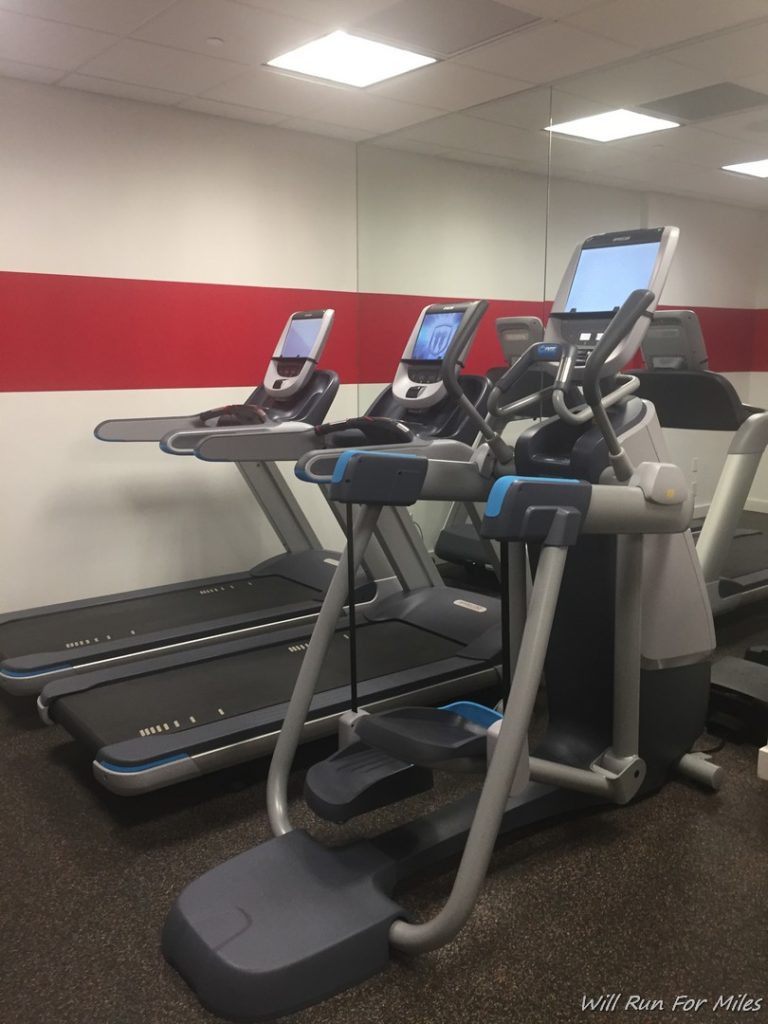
53 622 463 751
0 575 320 660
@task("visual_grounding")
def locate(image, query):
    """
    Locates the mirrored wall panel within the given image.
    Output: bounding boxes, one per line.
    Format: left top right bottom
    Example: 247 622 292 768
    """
545 38 768 511
355 86 553 548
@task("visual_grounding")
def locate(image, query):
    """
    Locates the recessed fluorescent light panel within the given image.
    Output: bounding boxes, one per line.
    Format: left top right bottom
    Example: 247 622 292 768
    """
546 108 679 142
722 159 768 178
267 30 435 88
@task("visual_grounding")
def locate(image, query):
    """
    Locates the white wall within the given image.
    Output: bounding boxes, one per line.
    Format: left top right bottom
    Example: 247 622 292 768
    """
1 77 357 290
1 78 359 612
357 145 549 300
544 177 648 298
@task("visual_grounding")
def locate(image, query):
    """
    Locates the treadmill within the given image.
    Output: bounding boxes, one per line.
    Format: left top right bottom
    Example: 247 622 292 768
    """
634 309 768 615
0 310 343 696
38 303 503 795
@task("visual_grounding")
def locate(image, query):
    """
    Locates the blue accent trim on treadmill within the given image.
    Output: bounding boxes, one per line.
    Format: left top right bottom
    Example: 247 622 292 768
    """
330 448 422 485
294 464 314 482
98 753 190 774
441 700 502 729
485 474 581 517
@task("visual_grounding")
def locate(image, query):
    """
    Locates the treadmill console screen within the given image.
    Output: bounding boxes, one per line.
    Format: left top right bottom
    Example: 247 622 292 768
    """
412 310 464 361
280 315 323 358
565 240 660 315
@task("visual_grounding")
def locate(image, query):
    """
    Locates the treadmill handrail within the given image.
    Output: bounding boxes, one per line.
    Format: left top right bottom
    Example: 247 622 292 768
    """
191 422 319 463
95 415 204 443
162 420 312 457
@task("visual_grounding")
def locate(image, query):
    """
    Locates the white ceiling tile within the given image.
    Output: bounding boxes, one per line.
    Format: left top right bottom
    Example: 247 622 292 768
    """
370 61 530 110
307 92 443 133
695 108 768 144
470 86 554 128
280 116 375 140
133 0 319 66
350 0 539 59
734 71 768 94
234 0 399 29
0 9 115 70
547 90 614 122
178 96 285 123
59 73 186 105
0 0 176 35
605 123 758 169
565 0 768 50
203 66 338 116
555 57 723 109
666 23 768 80
495 0 611 18
455 22 636 82
370 137 454 155
398 111 550 159
0 57 62 83
76 38 244 93
545 135 616 172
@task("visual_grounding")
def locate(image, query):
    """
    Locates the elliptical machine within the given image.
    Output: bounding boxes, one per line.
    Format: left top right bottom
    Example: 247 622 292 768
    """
162 227 722 1022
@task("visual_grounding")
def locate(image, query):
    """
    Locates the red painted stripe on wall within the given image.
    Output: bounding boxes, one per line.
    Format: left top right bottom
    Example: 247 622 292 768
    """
748 308 768 371
0 271 764 391
0 273 359 391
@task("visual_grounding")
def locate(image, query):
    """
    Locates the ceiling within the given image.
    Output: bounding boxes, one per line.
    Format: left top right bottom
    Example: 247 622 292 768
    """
3 0 768 205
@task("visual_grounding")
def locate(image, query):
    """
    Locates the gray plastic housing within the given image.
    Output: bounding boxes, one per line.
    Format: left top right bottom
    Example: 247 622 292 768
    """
641 309 709 371
495 316 545 363
544 226 679 381
263 308 334 399
391 302 479 409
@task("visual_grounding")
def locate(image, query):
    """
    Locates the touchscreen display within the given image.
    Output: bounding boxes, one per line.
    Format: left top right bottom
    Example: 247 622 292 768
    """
412 310 464 361
281 316 322 358
565 241 660 314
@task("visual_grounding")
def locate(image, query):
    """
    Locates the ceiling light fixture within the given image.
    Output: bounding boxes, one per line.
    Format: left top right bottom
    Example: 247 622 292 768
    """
722 158 768 178
266 30 435 88
545 109 679 142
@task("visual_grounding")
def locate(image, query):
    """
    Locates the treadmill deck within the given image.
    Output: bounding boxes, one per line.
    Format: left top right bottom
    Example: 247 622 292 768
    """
0 573 320 665
51 620 466 754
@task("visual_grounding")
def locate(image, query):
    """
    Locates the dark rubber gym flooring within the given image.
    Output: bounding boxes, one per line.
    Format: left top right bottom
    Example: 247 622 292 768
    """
2 607 768 1024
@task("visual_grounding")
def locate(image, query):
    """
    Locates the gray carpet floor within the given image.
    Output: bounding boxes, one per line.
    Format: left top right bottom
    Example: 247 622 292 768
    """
2 612 768 1024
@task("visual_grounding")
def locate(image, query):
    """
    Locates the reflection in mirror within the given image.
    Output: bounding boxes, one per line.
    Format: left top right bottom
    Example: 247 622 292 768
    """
545 43 768 524
356 86 553 557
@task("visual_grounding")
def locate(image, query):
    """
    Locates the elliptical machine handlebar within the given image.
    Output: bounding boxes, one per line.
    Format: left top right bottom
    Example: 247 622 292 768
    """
487 341 577 420
583 288 655 407
439 300 518 466
552 288 655 481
